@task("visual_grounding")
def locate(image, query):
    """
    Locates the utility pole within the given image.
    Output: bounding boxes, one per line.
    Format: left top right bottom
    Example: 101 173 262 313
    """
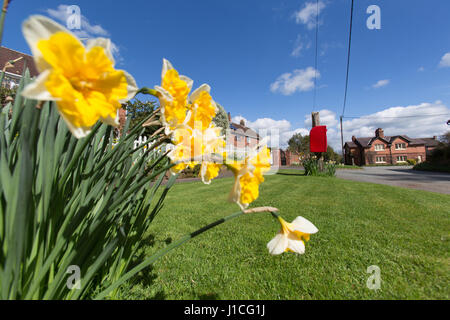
311 112 324 171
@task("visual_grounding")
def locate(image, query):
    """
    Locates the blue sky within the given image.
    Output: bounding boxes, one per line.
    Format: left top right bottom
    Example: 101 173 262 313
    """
3 0 450 149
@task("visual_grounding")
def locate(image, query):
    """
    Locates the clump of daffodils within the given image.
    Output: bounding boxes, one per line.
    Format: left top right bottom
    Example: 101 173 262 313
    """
154 59 274 210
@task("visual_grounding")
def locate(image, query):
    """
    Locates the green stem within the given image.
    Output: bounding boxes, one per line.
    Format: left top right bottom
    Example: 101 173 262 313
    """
94 209 276 300
0 0 9 47
136 87 159 97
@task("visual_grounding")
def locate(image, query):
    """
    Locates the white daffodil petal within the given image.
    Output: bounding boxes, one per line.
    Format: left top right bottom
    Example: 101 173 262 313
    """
120 71 139 103
154 85 173 102
21 69 59 101
22 15 78 72
287 239 305 254
228 177 241 205
200 163 212 185
179 75 193 91
292 216 319 234
161 58 174 78
86 37 115 65
189 83 211 103
267 233 288 255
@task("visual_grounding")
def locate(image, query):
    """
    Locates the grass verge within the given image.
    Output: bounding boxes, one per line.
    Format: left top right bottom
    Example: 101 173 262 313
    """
121 169 450 300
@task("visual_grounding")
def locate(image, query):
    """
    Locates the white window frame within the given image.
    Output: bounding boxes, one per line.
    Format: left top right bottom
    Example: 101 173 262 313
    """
396 155 407 163
374 144 385 151
395 143 406 150
375 156 386 163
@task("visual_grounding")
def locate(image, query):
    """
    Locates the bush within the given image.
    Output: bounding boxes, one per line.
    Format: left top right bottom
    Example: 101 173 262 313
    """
407 159 417 166
413 162 450 173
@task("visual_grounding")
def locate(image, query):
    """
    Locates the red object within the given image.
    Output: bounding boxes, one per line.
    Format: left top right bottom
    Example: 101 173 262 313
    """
310 126 327 152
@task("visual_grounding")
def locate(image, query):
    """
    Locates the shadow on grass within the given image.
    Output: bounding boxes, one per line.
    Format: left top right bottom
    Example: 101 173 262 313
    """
276 172 305 177
197 292 220 300
123 234 175 300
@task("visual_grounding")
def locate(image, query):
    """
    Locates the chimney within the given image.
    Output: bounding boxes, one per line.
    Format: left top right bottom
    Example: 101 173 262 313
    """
351 135 356 142
375 128 384 138
227 112 231 122
240 119 245 126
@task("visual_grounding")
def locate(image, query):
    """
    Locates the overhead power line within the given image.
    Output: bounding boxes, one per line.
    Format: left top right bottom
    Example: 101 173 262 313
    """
341 0 354 117
340 0 354 158
342 113 450 119
312 0 320 113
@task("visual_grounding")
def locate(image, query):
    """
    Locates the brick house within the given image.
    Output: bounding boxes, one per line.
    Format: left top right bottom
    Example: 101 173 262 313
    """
226 114 302 166
344 128 439 166
0 47 39 89
270 149 302 166
227 113 260 149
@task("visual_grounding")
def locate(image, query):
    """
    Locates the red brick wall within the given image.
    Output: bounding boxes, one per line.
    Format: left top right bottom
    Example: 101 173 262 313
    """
118 108 126 135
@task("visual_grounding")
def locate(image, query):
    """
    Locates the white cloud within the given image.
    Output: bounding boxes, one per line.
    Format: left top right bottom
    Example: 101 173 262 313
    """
47 5 109 37
372 79 390 88
291 34 311 57
294 1 326 30
418 66 425 72
46 5 122 63
270 67 319 95
439 52 450 67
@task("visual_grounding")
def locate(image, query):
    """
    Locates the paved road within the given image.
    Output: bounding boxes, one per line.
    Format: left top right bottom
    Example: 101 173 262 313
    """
336 166 450 195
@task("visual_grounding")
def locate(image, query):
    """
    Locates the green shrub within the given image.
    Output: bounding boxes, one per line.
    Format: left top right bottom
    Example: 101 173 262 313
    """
413 162 450 173
302 158 336 177
406 159 417 166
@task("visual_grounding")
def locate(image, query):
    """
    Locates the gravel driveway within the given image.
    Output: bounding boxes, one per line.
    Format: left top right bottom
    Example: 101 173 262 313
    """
336 166 450 195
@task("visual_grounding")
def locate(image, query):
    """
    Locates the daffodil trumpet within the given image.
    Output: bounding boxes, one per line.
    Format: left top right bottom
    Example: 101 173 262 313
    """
267 214 319 255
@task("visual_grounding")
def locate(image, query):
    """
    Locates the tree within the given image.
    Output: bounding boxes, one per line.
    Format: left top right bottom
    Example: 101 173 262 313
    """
288 133 310 157
324 145 342 163
123 98 157 135
212 103 229 135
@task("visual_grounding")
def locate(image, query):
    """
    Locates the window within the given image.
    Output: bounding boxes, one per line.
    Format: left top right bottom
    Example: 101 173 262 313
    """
246 137 251 144
375 156 386 163
396 156 407 162
395 143 406 150
374 144 385 151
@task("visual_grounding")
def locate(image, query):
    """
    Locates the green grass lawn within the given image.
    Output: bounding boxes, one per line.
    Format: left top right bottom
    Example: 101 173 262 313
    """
120 169 450 300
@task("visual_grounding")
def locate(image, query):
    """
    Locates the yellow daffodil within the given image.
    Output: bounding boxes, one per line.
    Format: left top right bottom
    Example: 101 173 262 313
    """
200 162 222 184
267 216 318 255
168 123 225 176
187 84 217 130
227 145 271 210
21 15 138 138
154 59 193 133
